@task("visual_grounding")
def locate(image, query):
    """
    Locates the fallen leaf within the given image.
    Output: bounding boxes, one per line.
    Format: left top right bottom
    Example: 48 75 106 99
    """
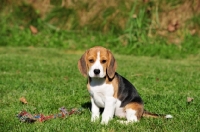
132 14 137 19
29 25 38 34
168 24 176 32
20 97 28 104
168 19 179 32
190 29 196 35
187 97 194 103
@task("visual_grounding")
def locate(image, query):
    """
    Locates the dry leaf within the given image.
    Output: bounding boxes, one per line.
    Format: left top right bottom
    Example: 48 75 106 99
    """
132 14 137 19
29 25 38 34
190 29 196 35
168 19 179 32
20 97 28 104
187 97 194 103
168 24 176 32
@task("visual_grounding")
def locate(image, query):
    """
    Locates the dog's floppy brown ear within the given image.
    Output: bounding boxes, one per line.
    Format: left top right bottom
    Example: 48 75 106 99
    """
107 50 117 79
78 51 88 77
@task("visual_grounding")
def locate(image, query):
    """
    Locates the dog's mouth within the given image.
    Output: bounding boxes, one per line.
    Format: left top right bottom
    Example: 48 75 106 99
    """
89 74 106 79
93 75 105 78
89 76 106 86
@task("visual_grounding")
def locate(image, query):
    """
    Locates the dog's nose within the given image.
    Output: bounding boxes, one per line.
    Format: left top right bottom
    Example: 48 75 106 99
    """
94 69 100 75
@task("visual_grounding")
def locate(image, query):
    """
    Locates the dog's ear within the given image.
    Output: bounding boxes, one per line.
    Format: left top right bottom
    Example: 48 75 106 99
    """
78 51 88 77
107 50 117 79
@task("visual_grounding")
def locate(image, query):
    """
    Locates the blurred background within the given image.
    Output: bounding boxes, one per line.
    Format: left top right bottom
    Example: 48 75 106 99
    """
0 0 200 59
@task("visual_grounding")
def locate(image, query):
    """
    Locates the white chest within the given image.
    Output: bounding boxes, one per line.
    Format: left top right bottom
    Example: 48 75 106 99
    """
89 82 114 108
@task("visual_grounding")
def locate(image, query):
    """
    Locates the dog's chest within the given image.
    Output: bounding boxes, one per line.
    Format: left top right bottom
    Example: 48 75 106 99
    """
89 82 114 108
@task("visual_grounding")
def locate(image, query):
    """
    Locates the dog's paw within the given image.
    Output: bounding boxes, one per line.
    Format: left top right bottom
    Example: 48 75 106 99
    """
117 120 132 125
101 116 112 125
117 119 138 125
91 115 100 122
100 120 109 125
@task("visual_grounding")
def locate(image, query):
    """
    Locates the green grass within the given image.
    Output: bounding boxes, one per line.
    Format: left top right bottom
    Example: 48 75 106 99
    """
0 47 199 131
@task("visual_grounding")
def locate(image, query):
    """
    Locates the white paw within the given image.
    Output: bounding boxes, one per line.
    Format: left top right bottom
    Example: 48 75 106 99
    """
101 116 112 125
91 115 99 122
117 120 134 125
101 119 109 125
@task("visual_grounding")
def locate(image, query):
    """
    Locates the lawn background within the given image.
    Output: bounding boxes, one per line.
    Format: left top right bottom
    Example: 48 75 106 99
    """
0 0 200 131
0 48 199 131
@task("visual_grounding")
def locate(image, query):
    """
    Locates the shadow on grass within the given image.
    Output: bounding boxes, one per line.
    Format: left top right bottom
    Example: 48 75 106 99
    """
81 101 104 114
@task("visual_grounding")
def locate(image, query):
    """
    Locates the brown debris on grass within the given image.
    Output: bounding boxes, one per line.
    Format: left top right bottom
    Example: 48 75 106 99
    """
20 97 28 104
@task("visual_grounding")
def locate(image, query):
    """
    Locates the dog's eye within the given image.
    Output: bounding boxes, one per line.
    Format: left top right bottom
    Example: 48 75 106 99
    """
101 60 107 64
89 59 94 63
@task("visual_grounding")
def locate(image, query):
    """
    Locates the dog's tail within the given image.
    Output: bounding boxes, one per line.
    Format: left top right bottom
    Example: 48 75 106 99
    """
142 110 173 119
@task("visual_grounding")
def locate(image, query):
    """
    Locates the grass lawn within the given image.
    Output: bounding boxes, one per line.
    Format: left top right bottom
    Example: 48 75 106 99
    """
0 47 199 132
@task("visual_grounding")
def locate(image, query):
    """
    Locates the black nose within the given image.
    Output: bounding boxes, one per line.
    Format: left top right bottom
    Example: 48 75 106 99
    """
94 69 100 75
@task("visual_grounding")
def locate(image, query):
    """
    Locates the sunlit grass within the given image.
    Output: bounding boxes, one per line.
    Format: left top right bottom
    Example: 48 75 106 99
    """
0 47 199 131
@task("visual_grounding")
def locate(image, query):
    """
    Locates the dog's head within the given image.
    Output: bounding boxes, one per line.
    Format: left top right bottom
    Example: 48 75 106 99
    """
78 46 116 79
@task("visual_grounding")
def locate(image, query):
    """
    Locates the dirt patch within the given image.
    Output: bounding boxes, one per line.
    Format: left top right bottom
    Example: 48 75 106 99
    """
151 0 200 44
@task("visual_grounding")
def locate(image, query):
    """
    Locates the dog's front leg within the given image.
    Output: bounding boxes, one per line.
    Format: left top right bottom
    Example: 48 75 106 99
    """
91 97 100 122
101 96 116 124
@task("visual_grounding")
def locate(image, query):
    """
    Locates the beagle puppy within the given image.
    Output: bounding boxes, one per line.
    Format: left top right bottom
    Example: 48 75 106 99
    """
78 46 172 124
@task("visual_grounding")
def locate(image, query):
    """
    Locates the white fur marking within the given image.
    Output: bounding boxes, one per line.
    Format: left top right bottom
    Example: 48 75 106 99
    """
89 51 105 78
101 96 117 124
91 98 100 122
89 77 116 124
126 109 138 122
117 109 138 124
115 99 126 118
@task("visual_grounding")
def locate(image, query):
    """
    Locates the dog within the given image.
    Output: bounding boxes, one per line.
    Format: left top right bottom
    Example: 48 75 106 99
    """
78 46 172 124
